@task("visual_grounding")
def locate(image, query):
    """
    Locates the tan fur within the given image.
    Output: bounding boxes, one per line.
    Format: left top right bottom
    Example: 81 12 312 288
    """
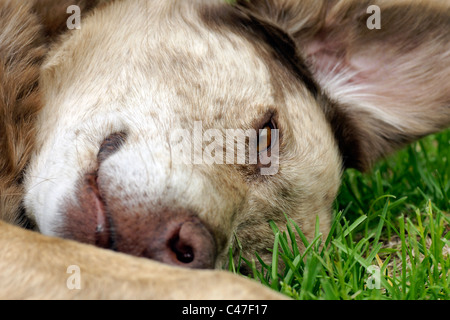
0 0 449 299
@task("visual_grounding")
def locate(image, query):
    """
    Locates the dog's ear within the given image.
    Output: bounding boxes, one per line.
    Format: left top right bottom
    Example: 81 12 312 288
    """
0 0 109 224
237 0 450 170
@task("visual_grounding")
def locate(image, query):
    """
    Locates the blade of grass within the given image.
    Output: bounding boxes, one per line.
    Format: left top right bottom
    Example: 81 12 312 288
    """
271 232 280 290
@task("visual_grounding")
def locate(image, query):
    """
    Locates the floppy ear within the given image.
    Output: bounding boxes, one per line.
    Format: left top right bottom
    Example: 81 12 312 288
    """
0 0 108 224
238 0 450 170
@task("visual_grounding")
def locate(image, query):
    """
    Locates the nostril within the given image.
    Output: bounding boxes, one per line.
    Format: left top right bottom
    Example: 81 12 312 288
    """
164 220 215 268
169 232 195 264
97 131 127 163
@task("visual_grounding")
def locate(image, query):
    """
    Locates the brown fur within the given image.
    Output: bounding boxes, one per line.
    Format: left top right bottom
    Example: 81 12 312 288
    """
0 0 109 225
0 0 45 226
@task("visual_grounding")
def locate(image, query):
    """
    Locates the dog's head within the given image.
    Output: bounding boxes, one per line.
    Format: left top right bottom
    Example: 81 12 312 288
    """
23 0 449 270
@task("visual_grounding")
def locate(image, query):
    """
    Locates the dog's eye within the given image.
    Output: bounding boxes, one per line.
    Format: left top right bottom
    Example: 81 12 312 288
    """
258 120 276 153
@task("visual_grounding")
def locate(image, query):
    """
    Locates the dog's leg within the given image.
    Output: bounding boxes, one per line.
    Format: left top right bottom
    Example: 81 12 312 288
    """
0 221 285 299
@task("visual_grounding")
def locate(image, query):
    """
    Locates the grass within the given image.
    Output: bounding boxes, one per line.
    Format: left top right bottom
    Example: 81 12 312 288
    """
231 129 450 300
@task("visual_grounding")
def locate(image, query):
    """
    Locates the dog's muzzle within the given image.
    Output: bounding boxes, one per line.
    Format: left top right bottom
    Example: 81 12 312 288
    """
60 133 217 269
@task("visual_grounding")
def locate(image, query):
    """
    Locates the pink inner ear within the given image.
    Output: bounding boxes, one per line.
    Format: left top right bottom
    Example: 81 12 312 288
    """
287 0 450 169
304 37 385 88
348 54 384 80
303 33 450 133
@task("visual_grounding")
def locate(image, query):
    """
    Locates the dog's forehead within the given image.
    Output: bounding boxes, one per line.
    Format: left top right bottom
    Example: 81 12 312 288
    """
42 0 284 129
144 21 277 124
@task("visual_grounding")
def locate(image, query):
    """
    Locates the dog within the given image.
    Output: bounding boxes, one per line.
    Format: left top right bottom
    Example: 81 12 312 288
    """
0 0 449 299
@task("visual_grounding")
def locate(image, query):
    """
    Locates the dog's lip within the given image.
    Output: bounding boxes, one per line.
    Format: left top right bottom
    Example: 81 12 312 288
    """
64 132 126 247
83 172 112 248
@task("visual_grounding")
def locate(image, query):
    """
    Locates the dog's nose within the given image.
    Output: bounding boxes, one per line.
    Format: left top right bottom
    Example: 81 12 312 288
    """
142 213 216 269
110 208 217 269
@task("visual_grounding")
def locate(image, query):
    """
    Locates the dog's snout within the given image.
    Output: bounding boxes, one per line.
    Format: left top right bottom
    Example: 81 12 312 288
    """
62 130 218 270
64 176 217 269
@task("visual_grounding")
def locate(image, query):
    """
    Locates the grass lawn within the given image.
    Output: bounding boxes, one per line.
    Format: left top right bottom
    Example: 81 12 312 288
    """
231 129 449 300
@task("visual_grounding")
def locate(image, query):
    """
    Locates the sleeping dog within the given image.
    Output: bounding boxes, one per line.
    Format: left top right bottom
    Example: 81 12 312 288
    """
0 0 448 299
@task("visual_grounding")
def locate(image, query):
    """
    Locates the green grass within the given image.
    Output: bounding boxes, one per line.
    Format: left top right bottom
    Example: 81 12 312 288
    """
231 129 450 300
